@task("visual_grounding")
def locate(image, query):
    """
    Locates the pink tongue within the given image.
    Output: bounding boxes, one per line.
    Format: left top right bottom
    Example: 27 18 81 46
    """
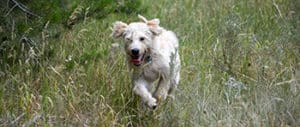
131 59 141 64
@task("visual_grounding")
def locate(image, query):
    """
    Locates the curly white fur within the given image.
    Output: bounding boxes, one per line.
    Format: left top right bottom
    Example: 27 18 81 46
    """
112 15 180 109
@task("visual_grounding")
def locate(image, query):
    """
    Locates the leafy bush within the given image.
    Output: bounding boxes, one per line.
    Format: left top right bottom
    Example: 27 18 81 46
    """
0 0 146 68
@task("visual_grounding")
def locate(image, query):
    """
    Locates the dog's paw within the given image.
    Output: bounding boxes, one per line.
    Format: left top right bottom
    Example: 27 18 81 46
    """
147 97 158 109
154 93 167 102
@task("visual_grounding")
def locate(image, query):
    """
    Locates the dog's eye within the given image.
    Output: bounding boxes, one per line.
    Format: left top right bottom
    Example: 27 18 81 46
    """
125 38 132 42
139 37 145 41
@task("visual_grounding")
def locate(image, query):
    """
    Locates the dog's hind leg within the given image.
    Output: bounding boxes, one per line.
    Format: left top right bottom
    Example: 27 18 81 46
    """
168 71 180 99
167 49 180 99
153 77 171 102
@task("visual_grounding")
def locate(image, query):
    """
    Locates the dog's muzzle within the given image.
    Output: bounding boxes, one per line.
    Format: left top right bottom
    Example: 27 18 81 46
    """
131 54 145 66
130 48 146 66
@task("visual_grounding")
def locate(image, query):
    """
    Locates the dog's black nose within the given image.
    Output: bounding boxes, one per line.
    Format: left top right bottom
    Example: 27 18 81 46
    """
131 48 139 56
152 105 157 110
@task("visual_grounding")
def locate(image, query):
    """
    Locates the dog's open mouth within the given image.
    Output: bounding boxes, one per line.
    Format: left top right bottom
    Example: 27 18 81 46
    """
131 53 145 66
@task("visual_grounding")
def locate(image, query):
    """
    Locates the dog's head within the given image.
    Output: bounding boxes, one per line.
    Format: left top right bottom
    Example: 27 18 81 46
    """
112 15 163 66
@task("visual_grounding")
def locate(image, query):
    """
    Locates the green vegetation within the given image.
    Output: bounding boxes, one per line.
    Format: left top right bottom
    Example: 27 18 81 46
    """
1 0 299 126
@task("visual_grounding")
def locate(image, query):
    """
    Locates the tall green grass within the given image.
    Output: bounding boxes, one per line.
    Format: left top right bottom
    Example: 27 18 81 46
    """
1 0 299 126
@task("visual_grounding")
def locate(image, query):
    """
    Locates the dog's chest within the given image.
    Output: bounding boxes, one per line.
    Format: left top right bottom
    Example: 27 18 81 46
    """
142 67 160 82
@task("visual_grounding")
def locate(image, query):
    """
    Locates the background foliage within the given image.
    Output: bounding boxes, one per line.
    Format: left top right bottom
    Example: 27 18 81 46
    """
0 0 299 126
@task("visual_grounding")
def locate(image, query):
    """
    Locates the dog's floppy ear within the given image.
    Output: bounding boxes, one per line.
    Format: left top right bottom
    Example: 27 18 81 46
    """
111 21 128 38
138 15 163 35
147 18 163 35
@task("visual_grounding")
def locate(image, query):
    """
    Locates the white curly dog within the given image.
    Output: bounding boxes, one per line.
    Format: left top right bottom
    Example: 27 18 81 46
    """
112 15 180 109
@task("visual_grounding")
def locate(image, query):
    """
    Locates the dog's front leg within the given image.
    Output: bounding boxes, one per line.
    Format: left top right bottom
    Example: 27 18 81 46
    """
133 79 157 109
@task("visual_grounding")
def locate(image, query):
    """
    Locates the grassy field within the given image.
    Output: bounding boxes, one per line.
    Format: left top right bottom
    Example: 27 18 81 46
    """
1 0 300 126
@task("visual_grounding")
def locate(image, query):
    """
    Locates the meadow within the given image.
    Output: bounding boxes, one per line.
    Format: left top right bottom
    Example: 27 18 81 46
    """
1 0 299 126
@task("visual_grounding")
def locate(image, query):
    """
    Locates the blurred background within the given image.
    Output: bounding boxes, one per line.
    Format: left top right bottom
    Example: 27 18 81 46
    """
0 0 299 126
